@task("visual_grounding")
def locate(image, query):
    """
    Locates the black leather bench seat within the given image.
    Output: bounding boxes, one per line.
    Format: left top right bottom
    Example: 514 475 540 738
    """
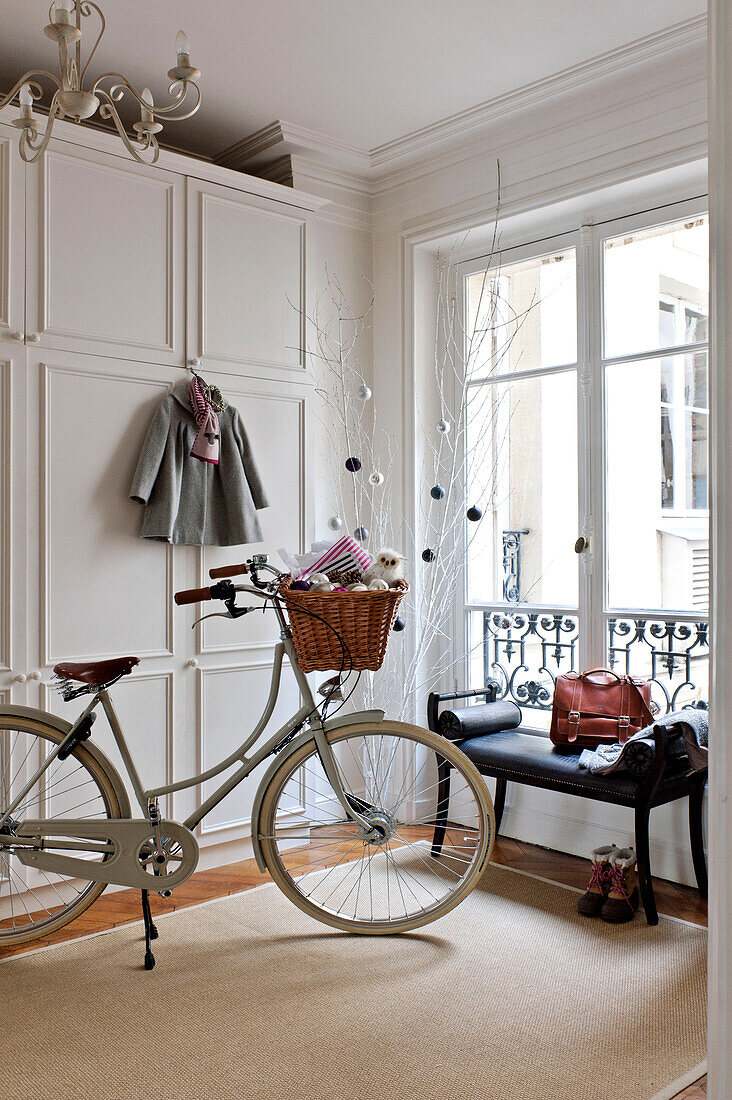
458 729 696 806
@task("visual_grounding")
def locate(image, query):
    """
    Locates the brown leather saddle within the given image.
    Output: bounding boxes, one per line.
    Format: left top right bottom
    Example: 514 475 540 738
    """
53 655 140 686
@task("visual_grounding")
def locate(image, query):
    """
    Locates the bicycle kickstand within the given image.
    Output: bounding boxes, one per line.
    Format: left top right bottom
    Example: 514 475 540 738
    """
140 889 159 971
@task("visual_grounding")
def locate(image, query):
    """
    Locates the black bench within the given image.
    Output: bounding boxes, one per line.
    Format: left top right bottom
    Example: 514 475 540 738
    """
427 684 708 925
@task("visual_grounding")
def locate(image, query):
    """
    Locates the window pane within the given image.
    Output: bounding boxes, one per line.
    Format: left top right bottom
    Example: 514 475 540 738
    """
466 249 576 380
606 353 709 612
686 410 708 509
685 352 707 407
604 216 708 359
467 370 578 606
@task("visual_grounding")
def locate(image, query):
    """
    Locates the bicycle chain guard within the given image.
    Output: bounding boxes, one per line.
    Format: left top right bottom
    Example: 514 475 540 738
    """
12 819 199 891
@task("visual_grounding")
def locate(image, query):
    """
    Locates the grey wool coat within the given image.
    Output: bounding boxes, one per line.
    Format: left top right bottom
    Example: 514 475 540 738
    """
130 379 268 545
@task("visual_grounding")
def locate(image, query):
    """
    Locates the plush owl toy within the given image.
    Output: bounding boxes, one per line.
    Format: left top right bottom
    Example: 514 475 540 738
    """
364 548 406 587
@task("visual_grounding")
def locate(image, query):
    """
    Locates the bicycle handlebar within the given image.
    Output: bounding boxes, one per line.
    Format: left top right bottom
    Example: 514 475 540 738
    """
174 585 213 606
209 563 249 579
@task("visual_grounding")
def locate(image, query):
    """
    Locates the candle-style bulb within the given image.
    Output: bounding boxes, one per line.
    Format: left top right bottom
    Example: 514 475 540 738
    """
140 88 154 124
19 84 33 109
175 29 190 58
51 0 74 24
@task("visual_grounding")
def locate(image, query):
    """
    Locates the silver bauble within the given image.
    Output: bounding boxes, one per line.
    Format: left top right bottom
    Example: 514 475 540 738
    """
356 383 372 402
327 515 343 531
368 471 384 486
436 418 451 435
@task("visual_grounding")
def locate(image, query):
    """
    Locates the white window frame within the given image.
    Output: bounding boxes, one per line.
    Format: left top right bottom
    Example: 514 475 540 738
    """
453 195 709 728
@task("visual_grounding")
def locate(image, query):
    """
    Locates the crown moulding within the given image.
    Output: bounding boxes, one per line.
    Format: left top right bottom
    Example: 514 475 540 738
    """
214 14 707 191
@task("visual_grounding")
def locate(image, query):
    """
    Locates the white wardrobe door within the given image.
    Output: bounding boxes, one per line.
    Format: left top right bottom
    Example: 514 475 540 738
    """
35 352 179 665
187 178 306 378
0 123 25 345
25 143 185 364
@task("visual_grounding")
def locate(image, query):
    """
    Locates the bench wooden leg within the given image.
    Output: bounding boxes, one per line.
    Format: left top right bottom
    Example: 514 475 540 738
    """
635 803 658 925
689 774 708 898
431 757 451 857
493 778 507 835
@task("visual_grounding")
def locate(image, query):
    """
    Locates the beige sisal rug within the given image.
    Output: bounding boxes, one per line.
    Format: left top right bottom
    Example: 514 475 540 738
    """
2 863 706 1100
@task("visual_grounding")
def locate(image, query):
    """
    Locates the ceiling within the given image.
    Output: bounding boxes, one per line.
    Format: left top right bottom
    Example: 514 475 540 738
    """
0 0 705 161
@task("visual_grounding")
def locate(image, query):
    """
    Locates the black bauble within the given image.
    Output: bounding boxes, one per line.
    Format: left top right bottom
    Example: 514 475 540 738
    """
393 616 405 632
466 505 483 522
430 484 445 500
422 548 436 563
345 456 362 473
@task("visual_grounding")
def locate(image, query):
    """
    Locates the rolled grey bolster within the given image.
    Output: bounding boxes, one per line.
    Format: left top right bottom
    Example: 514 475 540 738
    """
624 738 655 776
439 700 522 742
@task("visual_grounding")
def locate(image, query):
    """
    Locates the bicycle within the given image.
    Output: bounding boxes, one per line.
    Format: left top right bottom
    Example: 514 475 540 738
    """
0 556 494 968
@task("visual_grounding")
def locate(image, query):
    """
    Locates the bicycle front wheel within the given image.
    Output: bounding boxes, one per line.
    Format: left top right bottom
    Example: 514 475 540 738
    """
258 721 494 934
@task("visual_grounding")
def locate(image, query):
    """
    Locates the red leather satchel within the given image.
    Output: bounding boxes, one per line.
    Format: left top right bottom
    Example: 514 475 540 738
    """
549 668 654 749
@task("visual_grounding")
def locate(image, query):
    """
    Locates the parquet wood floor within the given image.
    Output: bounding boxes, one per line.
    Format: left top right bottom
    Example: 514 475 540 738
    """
0 837 707 1097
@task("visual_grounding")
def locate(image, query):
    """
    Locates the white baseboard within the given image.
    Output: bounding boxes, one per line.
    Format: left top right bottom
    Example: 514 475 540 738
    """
495 782 707 889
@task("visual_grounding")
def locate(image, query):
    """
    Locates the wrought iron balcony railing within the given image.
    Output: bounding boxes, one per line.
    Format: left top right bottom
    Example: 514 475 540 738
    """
478 607 708 717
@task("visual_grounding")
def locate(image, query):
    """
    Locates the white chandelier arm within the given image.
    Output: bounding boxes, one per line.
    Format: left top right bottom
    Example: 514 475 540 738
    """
91 72 201 121
163 79 202 121
19 94 62 164
77 1 106 86
96 91 159 165
0 73 59 112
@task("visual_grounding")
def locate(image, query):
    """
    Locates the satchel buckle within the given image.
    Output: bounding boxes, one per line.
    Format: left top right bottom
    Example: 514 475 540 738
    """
618 715 630 727
568 711 581 725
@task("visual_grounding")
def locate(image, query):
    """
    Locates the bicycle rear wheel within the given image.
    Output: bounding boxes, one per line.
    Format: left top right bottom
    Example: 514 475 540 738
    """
0 713 124 945
258 721 494 934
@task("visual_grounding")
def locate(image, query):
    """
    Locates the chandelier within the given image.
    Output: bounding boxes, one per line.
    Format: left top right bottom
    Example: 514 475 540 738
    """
0 1 201 165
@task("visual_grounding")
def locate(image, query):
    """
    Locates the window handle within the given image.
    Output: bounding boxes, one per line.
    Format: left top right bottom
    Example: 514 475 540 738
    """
574 536 589 554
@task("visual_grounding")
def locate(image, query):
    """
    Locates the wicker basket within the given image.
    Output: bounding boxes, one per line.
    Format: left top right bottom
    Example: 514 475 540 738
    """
278 576 408 672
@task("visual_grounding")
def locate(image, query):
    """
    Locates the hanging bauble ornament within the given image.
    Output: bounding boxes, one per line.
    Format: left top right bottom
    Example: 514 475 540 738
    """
354 525 369 542
430 484 445 500
422 548 436 563
393 616 405 632
327 514 343 532
345 457 361 473
368 470 384 486
356 383 372 402
466 505 483 522
436 418 451 435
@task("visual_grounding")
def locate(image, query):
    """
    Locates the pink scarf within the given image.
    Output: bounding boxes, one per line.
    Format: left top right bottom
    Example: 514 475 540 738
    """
189 377 220 465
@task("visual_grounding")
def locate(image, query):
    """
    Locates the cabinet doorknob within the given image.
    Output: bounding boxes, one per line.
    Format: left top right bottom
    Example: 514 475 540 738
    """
574 536 589 554
30 670 43 681
186 659 199 669
188 358 202 369
10 331 24 342
28 332 40 343
12 673 27 683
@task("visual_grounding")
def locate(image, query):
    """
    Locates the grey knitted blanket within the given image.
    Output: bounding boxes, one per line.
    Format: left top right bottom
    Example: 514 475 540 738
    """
578 707 708 776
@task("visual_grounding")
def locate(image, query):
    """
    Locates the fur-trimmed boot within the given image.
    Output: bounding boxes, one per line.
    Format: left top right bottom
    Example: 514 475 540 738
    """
601 847 639 923
577 844 618 917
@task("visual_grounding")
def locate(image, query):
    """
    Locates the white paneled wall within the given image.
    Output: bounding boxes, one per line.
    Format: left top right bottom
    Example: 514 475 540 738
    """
0 112 368 867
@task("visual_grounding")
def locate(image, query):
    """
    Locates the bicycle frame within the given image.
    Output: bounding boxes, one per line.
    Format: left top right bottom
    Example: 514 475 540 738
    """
1 583 381 847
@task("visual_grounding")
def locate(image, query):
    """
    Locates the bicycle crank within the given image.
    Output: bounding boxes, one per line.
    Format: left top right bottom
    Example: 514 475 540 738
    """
12 819 199 891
